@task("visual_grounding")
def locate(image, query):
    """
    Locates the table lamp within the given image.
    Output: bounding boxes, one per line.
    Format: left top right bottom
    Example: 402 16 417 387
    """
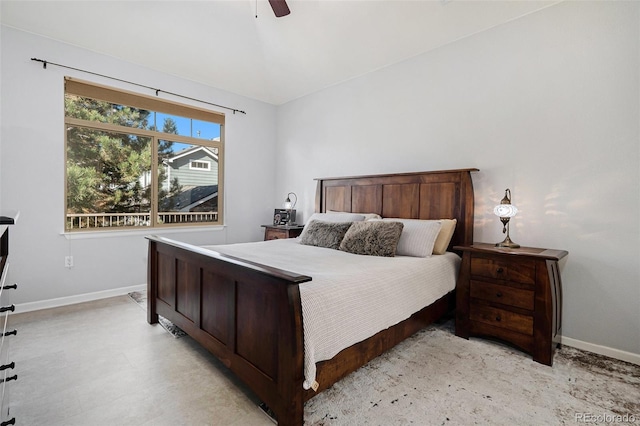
494 188 520 248
283 192 297 225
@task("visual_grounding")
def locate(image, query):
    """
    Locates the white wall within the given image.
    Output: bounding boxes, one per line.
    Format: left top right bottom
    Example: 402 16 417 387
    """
0 26 278 305
276 2 640 356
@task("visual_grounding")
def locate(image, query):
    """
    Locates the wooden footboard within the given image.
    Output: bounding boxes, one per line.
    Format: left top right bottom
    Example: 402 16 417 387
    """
147 235 311 426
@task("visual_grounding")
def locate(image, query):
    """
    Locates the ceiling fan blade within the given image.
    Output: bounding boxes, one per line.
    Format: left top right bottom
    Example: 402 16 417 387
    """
269 0 290 17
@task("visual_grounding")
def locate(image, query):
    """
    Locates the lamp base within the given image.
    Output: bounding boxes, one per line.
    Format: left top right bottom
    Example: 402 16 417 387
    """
496 235 520 249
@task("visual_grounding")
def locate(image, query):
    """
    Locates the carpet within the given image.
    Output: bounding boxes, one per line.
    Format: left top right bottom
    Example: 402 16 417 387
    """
128 291 187 338
303 319 640 425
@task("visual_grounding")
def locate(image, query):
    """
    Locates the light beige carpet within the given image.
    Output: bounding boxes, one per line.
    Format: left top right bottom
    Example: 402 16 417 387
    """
304 319 640 425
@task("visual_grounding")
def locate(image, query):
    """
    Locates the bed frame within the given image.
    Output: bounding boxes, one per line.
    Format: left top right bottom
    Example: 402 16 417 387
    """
147 168 477 425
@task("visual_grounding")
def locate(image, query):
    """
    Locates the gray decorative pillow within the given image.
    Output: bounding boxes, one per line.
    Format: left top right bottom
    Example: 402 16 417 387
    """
299 220 353 250
339 221 404 257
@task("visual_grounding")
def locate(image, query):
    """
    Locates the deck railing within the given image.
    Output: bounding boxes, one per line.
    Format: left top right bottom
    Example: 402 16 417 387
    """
66 212 219 230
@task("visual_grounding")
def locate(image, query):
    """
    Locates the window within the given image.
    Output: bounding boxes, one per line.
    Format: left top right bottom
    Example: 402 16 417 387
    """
64 78 224 231
189 160 211 171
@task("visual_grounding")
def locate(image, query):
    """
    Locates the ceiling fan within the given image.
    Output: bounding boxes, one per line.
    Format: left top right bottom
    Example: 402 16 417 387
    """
268 0 290 17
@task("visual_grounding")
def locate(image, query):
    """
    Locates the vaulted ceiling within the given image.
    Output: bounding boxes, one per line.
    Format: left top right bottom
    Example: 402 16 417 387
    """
1 0 558 105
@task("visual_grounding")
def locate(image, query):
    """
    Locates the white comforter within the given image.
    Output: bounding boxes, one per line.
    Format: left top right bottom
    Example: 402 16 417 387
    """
203 238 460 390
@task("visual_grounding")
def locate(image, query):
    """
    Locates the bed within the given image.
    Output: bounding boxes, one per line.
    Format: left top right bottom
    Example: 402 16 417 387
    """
146 168 477 425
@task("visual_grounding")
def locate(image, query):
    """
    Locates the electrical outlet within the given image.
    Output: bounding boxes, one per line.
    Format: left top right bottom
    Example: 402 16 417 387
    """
65 256 74 268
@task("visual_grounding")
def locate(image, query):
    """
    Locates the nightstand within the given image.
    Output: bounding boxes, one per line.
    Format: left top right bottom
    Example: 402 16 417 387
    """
454 243 568 366
261 224 305 241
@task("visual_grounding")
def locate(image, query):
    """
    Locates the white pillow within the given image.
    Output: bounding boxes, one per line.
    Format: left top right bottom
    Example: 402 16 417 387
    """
381 218 442 257
328 210 381 221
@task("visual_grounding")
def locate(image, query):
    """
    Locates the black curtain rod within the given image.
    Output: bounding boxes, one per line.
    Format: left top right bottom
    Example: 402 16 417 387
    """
31 57 246 115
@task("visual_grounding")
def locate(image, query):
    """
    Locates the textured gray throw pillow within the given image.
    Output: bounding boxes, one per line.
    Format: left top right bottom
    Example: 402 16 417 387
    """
299 220 353 250
339 221 404 257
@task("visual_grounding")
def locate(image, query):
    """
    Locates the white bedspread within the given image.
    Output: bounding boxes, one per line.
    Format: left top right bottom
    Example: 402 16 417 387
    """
203 238 460 390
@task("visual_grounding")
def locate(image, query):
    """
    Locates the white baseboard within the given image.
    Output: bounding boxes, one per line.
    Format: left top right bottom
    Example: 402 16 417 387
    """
560 335 640 366
14 283 146 314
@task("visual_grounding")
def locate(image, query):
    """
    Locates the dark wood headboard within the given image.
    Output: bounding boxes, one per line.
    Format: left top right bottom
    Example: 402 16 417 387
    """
315 168 478 250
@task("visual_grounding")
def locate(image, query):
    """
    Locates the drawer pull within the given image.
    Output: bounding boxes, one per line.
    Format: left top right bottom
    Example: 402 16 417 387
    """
0 362 14 371
0 374 17 384
2 284 17 290
1 330 16 337
495 316 502 322
496 267 504 274
0 305 15 313
496 292 503 298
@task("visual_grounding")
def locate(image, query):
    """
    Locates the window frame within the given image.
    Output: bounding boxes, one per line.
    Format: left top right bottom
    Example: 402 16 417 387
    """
64 78 225 232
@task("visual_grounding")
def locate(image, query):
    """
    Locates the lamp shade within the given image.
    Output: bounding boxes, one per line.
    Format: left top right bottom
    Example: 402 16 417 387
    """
283 192 297 210
493 204 518 218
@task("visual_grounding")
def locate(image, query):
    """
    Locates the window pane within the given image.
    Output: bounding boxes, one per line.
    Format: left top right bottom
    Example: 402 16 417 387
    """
154 112 191 137
65 79 225 125
66 126 152 230
65 94 153 130
192 119 221 141
154 113 222 140
157 140 219 225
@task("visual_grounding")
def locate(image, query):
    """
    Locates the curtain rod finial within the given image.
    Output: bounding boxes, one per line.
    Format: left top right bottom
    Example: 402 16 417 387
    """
30 57 47 69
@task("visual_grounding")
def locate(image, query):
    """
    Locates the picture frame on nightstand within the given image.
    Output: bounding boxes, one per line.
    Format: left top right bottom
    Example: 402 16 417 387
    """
273 209 296 225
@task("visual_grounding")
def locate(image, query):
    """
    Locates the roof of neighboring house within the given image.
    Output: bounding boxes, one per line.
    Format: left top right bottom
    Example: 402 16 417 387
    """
166 146 218 163
161 185 218 212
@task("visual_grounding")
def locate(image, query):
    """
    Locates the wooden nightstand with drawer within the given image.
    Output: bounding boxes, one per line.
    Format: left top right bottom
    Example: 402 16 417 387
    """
454 243 568 366
261 224 305 241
